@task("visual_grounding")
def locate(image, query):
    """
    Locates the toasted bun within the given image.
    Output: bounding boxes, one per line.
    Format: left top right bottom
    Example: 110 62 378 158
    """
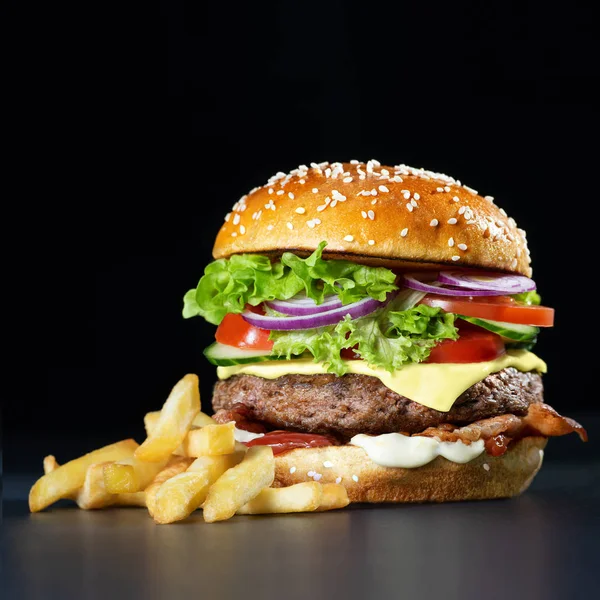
213 161 531 276
273 437 546 503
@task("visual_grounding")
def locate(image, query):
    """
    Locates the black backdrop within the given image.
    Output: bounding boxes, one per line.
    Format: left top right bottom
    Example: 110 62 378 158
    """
7 1 599 467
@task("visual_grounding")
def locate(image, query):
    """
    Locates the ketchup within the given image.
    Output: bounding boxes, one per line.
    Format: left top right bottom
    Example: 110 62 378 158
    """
244 431 334 455
485 434 511 457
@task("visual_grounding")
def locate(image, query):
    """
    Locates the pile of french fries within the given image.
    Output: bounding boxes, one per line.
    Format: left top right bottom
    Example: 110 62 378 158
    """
29 374 349 523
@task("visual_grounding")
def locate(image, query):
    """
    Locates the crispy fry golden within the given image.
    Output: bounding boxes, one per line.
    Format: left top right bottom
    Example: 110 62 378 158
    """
203 446 275 523
237 482 322 515
153 452 245 524
144 410 215 437
182 422 236 457
134 374 200 462
145 456 194 518
315 483 350 511
29 439 138 512
103 456 168 494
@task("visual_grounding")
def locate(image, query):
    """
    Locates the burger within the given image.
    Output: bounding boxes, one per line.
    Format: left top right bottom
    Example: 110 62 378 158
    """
183 160 587 503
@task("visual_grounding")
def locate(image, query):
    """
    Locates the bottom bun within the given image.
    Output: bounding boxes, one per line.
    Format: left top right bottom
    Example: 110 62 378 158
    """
274 437 547 503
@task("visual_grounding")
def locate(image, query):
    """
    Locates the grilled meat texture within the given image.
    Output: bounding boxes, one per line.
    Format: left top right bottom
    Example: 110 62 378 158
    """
212 367 543 441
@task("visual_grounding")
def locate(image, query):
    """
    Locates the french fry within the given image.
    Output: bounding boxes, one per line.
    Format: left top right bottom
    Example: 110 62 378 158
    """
182 422 236 457
77 462 118 509
135 374 200 462
203 446 275 523
315 483 350 511
42 455 146 508
103 456 168 494
29 439 138 512
237 482 323 515
153 452 245 524
144 410 215 436
145 456 194 518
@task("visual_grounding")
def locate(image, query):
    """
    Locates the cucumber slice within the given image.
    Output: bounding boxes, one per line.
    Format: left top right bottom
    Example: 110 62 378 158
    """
203 342 285 366
459 316 539 342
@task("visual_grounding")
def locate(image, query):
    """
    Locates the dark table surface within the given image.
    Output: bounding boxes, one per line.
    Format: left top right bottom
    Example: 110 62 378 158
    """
3 428 600 600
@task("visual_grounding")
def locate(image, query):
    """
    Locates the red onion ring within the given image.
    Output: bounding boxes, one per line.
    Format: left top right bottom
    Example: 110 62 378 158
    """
437 271 536 293
267 295 342 316
242 295 389 330
403 274 505 297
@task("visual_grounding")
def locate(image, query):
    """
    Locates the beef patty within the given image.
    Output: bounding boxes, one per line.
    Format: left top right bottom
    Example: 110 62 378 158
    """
212 368 543 440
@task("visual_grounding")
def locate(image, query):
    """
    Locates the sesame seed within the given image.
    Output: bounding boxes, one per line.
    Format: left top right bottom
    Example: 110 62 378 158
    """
313 473 323 482
325 168 332 178
448 237 455 247
381 169 389 177
391 175 403 183
413 193 420 200
307 470 315 477
287 222 293 230
323 461 333 468
344 234 354 242
290 466 297 474
500 208 508 217
225 213 231 222
430 219 438 226
444 186 451 192
277 190 284 196
411 198 418 207
350 159 359 164
231 232 237 237
511 258 518 268
371 189 378 196
317 204 326 212
343 176 353 183
371 199 377 205
464 185 478 195
458 243 468 251
400 228 408 237
451 255 460 261
368 239 375 245
332 190 346 202
378 185 389 193
267 224 273 230
352 474 359 482
295 207 305 214
458 206 466 215
402 190 411 199
299 179 305 184
312 188 319 193
452 196 460 202
447 218 458 225
330 199 338 207
485 195 494 202
436 187 444 192
233 214 241 225
288 192 295 200
335 476 342 484
361 211 367 218
406 203 414 212
307 220 315 229
314 218 321 224
367 210 375 220
239 225 246 235
483 464 490 472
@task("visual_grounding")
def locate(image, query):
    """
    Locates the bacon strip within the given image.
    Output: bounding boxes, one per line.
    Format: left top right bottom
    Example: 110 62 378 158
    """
414 403 587 446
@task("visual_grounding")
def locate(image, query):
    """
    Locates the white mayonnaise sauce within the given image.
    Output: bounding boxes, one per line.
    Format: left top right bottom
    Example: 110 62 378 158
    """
350 432 485 468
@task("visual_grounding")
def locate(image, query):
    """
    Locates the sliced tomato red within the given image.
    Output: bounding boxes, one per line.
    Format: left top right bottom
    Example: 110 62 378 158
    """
426 327 505 363
215 312 273 351
420 295 554 327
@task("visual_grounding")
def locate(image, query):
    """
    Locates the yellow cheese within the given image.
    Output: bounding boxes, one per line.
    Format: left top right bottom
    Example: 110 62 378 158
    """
216 350 546 413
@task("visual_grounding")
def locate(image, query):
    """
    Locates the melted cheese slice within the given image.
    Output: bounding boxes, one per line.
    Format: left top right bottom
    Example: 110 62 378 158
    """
216 350 546 413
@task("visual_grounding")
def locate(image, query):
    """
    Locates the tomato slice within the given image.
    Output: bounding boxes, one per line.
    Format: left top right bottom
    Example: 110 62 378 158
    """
420 295 554 327
215 313 274 351
426 328 505 363
244 431 334 455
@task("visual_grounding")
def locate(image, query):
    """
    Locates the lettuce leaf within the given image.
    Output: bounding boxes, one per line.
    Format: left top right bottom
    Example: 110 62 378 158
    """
512 290 541 305
270 303 458 375
183 241 398 325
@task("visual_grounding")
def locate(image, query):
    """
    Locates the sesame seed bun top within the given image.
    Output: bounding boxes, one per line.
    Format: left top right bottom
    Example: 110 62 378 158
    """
213 160 532 277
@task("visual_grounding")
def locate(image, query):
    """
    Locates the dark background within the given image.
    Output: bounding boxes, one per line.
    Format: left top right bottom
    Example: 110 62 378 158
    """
6 1 599 470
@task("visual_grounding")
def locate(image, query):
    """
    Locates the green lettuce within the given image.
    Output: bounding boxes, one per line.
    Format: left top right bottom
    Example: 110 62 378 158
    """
183 241 398 325
270 302 458 376
512 290 541 305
